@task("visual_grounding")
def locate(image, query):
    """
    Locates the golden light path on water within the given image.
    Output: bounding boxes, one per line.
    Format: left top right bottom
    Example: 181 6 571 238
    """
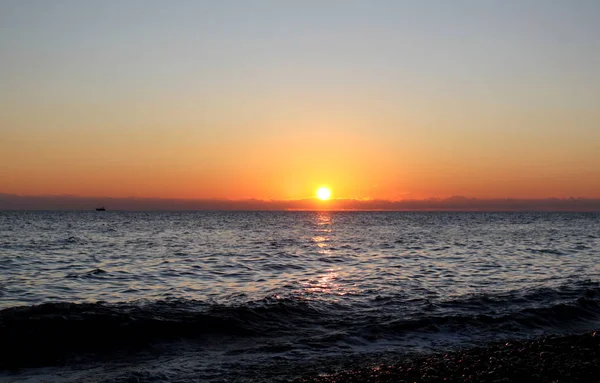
303 212 358 299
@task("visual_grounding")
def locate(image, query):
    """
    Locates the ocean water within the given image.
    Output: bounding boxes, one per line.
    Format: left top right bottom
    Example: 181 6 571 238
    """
1 211 599 382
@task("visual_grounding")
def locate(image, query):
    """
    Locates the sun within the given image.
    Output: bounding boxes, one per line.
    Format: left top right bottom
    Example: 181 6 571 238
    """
316 187 332 201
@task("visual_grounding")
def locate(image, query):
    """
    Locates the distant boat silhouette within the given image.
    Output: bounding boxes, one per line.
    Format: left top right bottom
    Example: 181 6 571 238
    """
96 207 106 211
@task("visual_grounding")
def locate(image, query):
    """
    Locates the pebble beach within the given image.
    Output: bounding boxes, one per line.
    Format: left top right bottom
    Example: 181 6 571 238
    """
295 331 600 382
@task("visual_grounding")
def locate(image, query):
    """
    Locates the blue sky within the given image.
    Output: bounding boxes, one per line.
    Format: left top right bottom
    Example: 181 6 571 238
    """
1 1 599 200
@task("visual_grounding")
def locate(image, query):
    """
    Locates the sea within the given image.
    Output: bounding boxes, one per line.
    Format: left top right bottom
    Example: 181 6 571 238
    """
1 211 599 382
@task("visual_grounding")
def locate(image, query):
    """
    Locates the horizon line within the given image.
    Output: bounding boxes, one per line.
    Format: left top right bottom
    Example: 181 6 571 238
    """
2 192 600 201
1 193 600 212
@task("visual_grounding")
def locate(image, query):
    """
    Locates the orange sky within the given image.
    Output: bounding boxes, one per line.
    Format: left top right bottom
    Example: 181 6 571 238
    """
1 2 599 202
3 105 599 201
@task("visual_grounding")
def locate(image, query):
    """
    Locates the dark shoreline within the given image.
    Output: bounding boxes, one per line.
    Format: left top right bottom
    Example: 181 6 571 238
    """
293 331 600 382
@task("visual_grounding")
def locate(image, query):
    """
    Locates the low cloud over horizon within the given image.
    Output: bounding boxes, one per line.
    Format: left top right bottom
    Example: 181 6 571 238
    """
1 193 599 212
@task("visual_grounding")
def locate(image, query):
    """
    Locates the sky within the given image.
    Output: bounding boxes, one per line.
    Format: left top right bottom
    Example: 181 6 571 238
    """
1 0 599 206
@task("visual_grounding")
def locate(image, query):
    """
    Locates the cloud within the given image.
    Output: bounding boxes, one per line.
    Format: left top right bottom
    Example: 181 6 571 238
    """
1 193 600 211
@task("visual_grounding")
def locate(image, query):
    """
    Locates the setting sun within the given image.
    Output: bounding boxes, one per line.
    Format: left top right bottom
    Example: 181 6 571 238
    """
316 187 332 200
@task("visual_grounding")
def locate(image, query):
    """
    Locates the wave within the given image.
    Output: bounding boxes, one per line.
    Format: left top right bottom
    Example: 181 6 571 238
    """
65 268 108 279
2 280 600 369
0 297 325 369
367 296 600 336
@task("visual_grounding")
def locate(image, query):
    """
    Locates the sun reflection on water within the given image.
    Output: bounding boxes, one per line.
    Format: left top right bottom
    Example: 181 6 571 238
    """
301 267 359 299
312 235 329 249
312 212 333 253
316 212 331 225
304 268 339 294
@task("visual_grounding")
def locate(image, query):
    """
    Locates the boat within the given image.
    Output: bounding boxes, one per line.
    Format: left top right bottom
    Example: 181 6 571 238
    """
96 207 106 211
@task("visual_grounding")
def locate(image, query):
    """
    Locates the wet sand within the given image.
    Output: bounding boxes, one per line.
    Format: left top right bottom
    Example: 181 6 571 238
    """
294 331 600 382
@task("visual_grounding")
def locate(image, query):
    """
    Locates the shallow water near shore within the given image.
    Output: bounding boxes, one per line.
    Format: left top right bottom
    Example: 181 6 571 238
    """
1 211 599 381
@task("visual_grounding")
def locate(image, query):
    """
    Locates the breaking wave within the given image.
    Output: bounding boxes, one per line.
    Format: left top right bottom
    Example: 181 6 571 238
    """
2 280 600 369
